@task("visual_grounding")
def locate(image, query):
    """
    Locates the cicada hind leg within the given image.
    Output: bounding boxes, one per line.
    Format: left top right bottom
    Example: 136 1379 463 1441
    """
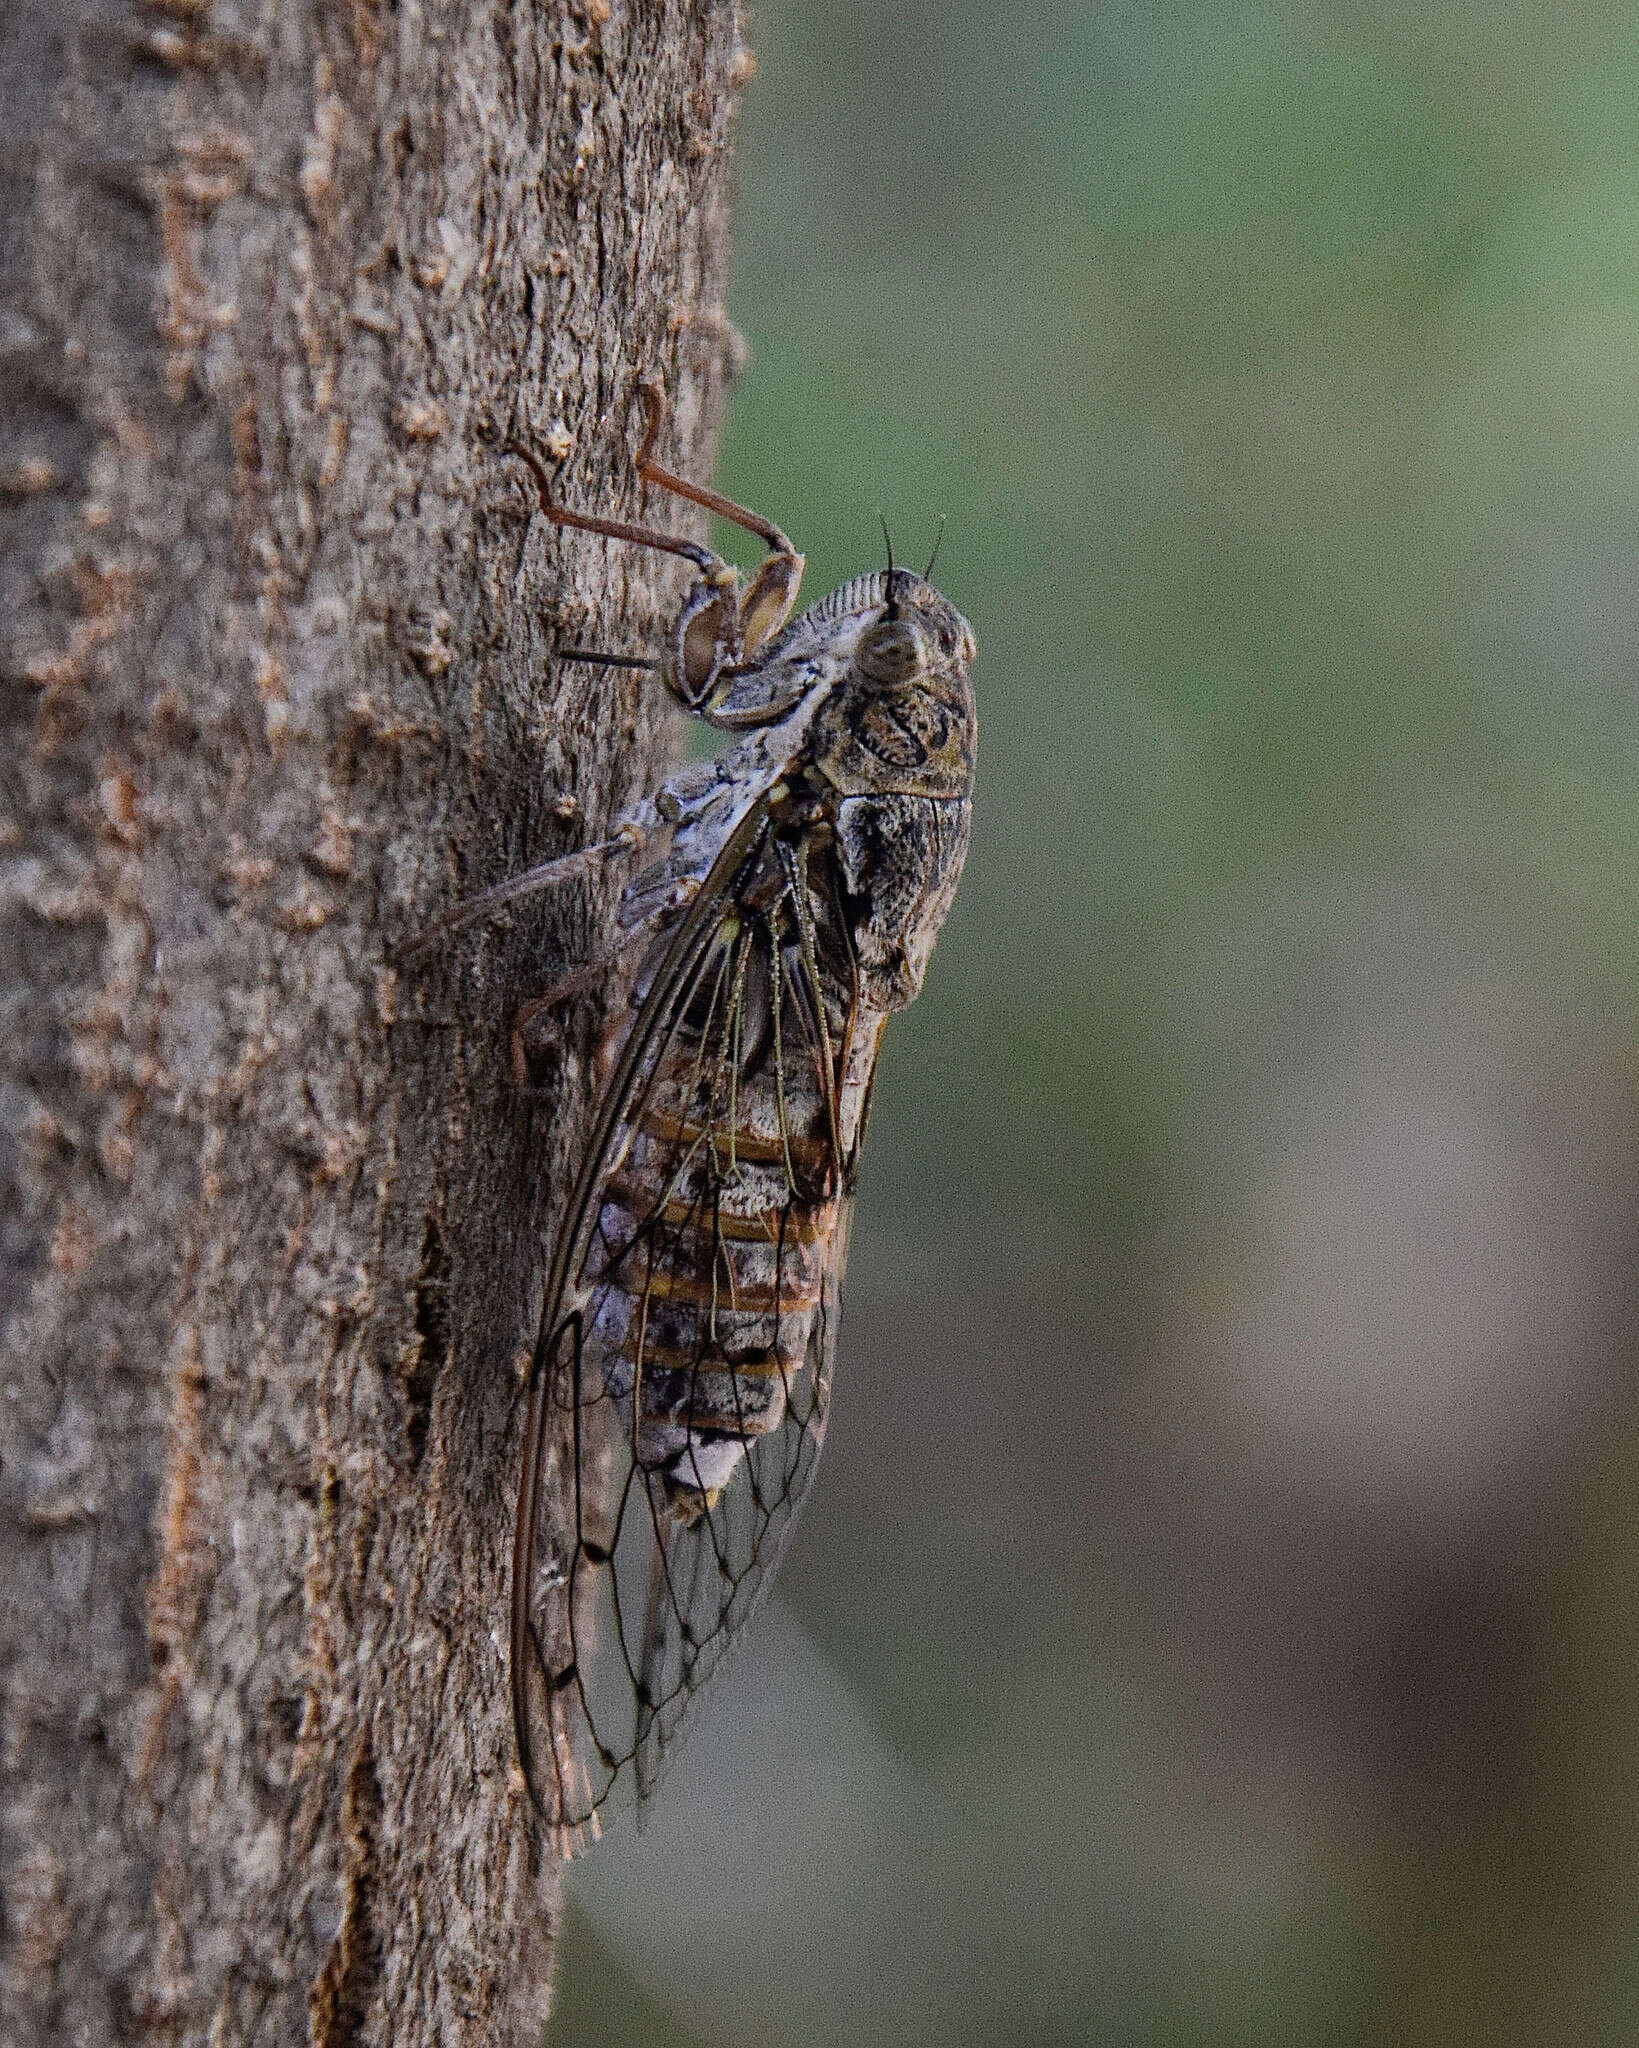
505 375 805 719
396 818 649 968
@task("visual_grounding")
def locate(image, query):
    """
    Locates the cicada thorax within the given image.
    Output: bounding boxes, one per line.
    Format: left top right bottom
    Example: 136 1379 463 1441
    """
578 830 855 1522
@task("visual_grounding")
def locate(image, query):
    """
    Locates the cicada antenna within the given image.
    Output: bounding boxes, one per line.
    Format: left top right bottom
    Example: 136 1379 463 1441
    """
923 514 947 583
878 513 900 621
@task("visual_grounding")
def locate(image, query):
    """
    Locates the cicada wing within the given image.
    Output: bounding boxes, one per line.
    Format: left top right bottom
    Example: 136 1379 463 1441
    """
630 1204 850 1802
511 804 767 1842
511 799 855 1847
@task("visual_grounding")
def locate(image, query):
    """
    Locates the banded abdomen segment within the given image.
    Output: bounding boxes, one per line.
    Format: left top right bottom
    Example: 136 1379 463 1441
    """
583 1072 837 1510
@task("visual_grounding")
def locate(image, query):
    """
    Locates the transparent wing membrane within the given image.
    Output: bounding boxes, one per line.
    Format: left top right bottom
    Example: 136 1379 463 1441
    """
512 799 856 1847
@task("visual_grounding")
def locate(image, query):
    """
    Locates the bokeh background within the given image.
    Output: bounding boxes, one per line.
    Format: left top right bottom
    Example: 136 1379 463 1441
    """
553 4 1639 2041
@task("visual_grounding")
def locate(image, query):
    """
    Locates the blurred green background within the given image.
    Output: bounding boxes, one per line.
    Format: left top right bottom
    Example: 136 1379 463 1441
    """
555 3 1639 2041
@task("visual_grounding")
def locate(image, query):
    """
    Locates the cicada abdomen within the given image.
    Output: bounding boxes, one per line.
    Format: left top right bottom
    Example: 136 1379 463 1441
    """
586 913 846 1517
489 382 976 1851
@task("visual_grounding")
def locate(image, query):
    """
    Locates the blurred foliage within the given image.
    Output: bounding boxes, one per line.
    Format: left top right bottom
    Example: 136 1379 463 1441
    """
553 3 1639 2042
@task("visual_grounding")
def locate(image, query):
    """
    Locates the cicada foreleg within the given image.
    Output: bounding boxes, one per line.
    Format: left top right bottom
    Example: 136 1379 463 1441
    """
503 433 742 718
504 377 806 722
632 378 806 666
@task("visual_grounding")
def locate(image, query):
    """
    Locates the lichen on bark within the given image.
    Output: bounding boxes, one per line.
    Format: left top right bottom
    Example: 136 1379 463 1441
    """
0 1 750 2040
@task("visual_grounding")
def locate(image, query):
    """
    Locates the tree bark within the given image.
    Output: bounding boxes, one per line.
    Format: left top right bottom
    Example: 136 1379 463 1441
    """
0 1 747 2040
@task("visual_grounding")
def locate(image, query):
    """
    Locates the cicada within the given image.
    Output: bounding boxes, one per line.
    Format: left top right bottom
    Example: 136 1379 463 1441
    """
442 382 976 1851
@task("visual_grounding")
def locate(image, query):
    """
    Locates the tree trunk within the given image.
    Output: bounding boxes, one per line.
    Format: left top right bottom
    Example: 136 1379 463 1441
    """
0 1 747 2040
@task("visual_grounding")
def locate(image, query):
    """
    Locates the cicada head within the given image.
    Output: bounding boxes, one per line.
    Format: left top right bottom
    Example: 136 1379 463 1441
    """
803 569 977 801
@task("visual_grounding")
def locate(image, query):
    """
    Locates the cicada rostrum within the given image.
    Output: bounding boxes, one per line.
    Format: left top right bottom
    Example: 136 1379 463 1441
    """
438 382 976 1851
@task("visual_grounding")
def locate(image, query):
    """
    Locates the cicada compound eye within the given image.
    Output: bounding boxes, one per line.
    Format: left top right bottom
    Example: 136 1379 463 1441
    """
855 615 929 686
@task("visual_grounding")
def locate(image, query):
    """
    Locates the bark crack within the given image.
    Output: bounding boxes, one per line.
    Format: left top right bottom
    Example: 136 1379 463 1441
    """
307 1729 385 2048
403 1212 449 1471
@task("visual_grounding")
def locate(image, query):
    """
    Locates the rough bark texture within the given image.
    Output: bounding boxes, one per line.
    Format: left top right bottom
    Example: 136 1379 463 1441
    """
0 1 748 2041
